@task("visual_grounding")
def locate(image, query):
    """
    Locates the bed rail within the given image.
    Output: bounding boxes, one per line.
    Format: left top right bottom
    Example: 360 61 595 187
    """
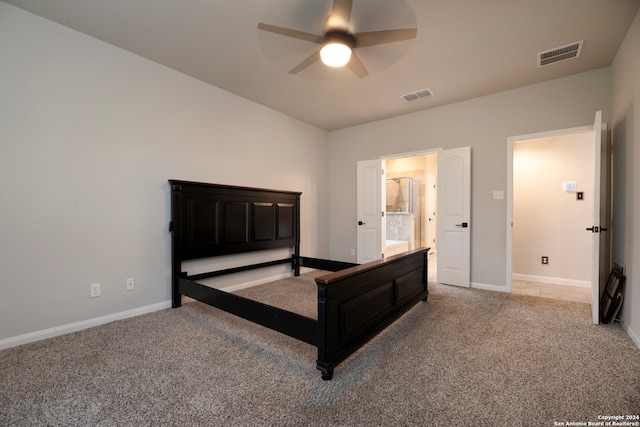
178 276 318 346
296 256 358 272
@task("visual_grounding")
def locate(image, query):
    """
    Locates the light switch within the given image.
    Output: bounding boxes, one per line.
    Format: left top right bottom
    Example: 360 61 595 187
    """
562 181 576 192
493 190 504 200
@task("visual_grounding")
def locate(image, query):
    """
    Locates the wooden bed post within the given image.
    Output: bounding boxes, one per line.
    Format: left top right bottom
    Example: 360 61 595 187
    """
170 183 183 308
422 249 429 301
293 245 300 277
293 192 301 277
316 283 335 380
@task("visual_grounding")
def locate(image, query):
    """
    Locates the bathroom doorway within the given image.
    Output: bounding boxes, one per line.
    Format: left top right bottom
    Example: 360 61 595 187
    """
384 153 437 265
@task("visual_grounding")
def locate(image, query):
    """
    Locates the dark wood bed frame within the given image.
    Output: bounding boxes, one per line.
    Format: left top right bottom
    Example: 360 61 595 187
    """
169 180 429 380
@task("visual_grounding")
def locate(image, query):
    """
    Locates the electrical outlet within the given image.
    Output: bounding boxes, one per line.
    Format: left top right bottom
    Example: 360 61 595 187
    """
541 256 549 265
90 283 101 298
126 278 135 291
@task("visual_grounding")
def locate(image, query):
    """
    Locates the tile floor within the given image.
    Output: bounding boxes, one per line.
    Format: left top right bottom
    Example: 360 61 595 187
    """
511 279 592 304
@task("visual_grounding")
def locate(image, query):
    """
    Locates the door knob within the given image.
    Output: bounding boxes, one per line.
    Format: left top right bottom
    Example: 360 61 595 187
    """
455 222 468 228
358 221 366 225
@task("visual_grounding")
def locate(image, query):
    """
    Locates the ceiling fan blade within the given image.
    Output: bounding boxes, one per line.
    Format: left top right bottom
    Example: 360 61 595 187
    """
289 49 322 74
257 23 324 44
355 28 417 48
327 0 353 30
347 51 369 79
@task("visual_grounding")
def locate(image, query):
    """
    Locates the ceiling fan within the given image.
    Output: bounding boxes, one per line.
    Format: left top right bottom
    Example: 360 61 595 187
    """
257 0 417 78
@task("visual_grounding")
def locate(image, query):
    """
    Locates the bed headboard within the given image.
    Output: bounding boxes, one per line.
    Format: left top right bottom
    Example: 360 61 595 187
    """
169 180 301 261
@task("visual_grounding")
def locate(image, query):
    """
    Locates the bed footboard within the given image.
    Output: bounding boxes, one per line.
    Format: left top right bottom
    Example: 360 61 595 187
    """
314 248 429 380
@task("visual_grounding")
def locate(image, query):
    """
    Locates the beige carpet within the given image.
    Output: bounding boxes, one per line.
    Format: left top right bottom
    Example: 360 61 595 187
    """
1 271 639 426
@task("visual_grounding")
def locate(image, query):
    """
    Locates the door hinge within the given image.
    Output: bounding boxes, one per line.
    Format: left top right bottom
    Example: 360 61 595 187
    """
586 226 609 233
382 211 385 217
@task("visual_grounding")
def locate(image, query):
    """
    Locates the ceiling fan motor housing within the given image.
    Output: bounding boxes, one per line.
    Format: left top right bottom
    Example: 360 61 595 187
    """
324 30 356 48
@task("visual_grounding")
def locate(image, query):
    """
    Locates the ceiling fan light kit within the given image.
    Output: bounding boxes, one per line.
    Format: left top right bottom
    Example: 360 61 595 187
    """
320 31 355 67
320 42 352 67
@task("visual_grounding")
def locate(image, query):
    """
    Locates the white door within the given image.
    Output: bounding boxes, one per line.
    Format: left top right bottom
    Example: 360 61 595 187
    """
437 147 471 287
356 159 385 263
589 110 608 324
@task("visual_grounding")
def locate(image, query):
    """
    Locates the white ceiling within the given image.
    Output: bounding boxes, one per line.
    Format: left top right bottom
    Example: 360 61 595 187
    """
4 0 639 131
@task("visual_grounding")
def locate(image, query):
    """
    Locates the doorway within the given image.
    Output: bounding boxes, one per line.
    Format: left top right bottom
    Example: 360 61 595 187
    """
357 146 470 287
507 112 609 324
384 152 437 281
510 131 594 303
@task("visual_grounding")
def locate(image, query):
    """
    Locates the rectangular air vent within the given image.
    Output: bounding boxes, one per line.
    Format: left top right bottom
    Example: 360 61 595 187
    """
537 41 583 67
402 88 433 102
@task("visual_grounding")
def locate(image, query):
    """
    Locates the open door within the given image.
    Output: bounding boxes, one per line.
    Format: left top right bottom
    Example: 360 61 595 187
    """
588 110 609 324
437 147 471 287
356 159 385 264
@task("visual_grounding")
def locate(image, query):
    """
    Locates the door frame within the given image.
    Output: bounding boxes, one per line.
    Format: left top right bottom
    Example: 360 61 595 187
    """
426 173 437 251
381 149 439 162
506 123 603 307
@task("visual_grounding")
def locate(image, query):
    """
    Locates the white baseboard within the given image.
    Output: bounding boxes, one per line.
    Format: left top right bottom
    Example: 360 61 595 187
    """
622 322 640 350
471 282 509 293
1 271 304 350
512 273 591 288
0 301 171 351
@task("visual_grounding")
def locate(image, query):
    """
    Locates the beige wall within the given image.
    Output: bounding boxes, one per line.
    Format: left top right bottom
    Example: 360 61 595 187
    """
328 68 612 290
0 3 329 344
612 8 640 346
512 132 594 285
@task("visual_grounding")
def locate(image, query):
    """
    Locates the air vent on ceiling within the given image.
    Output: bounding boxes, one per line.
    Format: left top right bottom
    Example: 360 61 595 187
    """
537 41 583 67
401 88 433 102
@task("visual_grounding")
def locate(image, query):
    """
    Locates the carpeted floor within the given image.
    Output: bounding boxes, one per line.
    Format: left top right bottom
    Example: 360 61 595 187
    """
1 271 639 426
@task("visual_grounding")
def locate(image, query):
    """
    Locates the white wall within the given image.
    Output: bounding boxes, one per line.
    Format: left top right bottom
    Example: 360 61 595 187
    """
513 133 594 286
328 68 612 290
611 8 640 346
0 3 329 344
